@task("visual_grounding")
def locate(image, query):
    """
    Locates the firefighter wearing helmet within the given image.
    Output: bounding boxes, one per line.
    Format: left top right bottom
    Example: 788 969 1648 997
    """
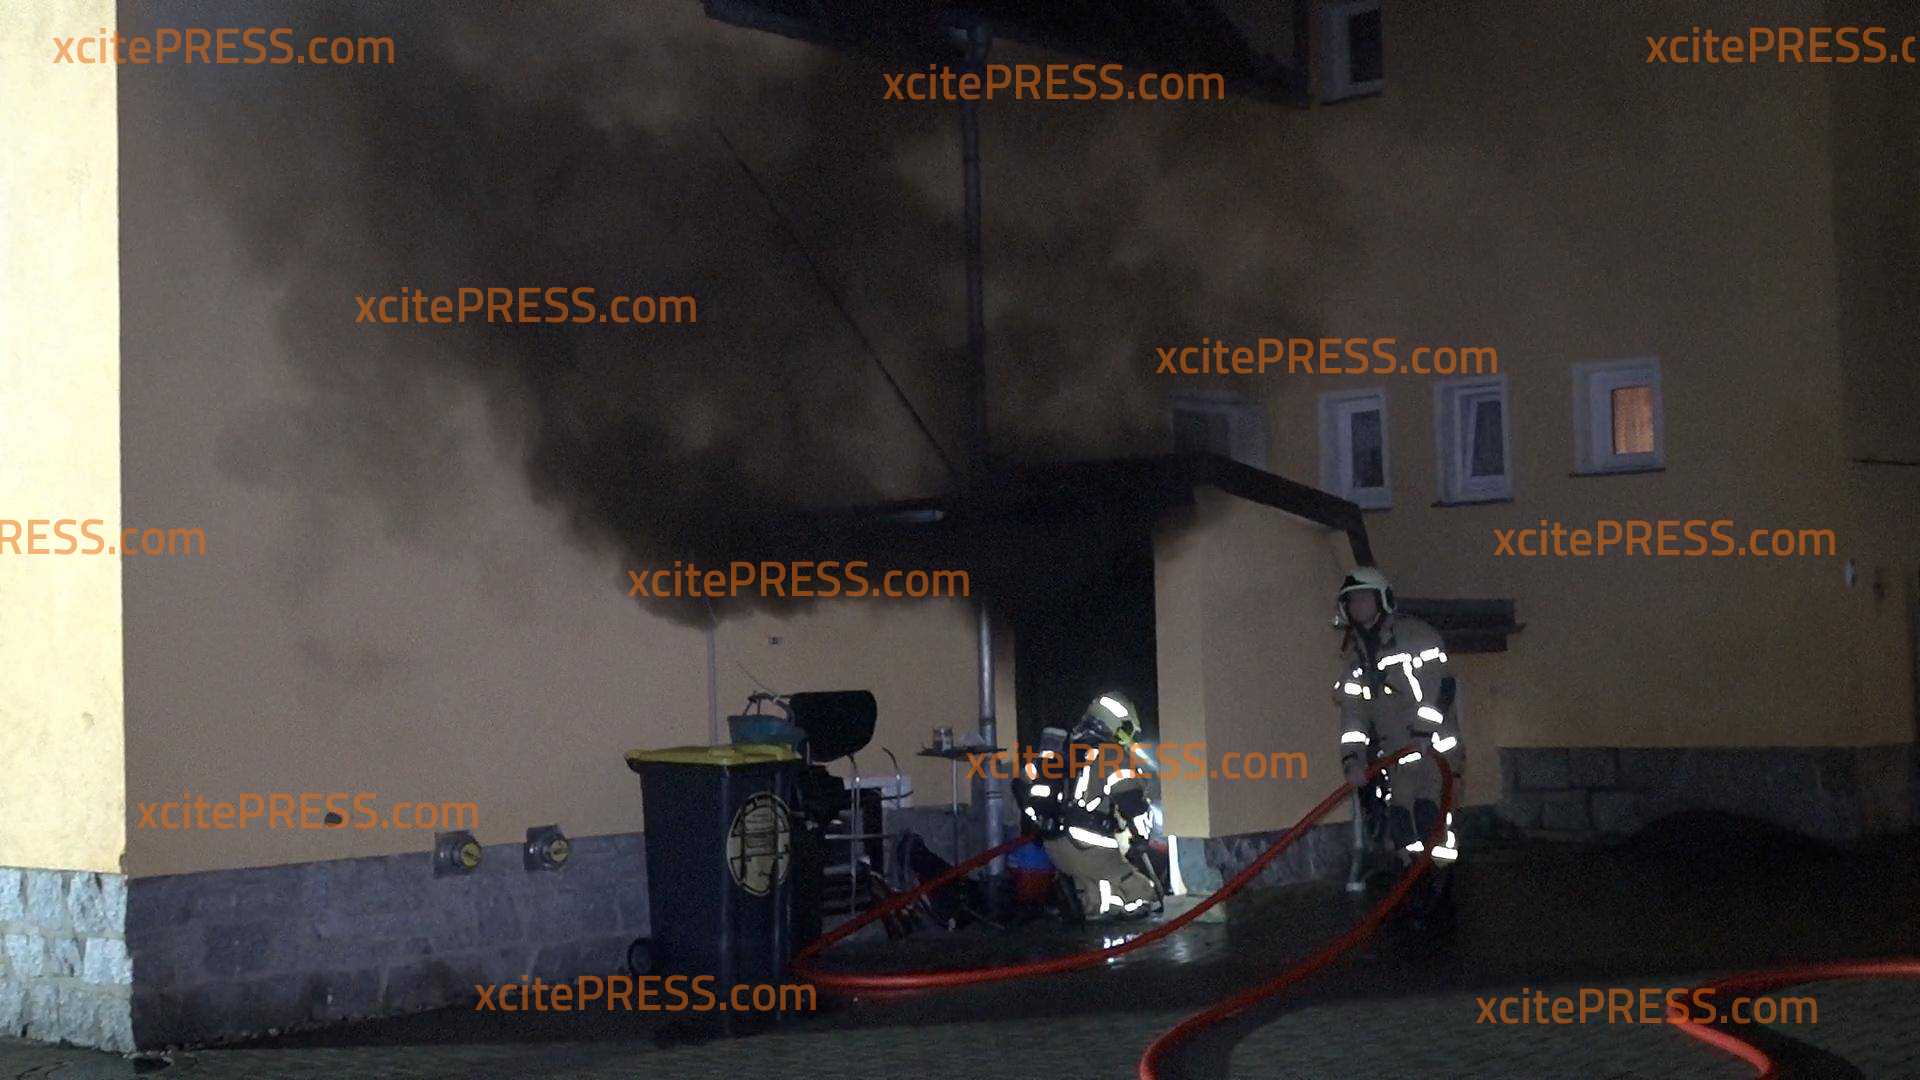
1022 692 1161 920
1334 566 1463 925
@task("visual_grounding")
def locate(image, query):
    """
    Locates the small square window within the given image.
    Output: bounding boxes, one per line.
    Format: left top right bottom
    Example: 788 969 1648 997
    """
1349 409 1384 488
1572 359 1663 474
1319 389 1390 508
1434 375 1511 503
1170 391 1269 470
1318 0 1384 102
1468 399 1505 476
1174 409 1233 457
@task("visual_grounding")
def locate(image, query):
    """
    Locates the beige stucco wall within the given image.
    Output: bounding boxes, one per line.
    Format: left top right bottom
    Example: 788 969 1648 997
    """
102 0 1918 881
1154 492 1426 839
1242 1 1911 758
1830 0 1920 467
1152 508 1213 836
0 0 126 875
1837 462 1920 744
113 63 987 877
105 0 1013 878
1825 0 1920 743
114 317 993 877
113 227 706 876
115 223 987 876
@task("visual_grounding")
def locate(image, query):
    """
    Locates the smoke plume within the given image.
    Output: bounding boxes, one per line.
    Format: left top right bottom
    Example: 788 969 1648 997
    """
127 0 1339 621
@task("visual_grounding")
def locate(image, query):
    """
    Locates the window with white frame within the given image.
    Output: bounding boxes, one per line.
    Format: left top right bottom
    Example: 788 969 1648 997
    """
1169 390 1270 470
1434 375 1511 503
1571 359 1663 474
1318 389 1390 508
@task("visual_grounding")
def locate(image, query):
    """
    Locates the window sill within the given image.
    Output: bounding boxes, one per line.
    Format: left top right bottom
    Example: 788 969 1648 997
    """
1430 496 1514 508
1568 466 1665 478
1335 489 1392 512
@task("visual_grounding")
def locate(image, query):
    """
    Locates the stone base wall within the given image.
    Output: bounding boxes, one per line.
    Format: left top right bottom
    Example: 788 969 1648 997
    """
1498 745 1920 843
1185 820 1349 894
126 831 647 1050
1182 804 1503 894
0 867 134 1051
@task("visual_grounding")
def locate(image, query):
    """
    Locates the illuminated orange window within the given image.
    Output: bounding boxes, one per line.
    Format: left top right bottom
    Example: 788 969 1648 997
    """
1574 359 1662 474
1610 386 1654 455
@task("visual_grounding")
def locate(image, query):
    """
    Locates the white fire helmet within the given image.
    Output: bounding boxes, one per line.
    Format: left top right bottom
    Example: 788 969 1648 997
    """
1337 566 1395 622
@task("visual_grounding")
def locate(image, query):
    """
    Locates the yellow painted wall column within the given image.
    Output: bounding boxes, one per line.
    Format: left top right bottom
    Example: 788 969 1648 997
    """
1155 492 1375 840
1152 507 1212 837
0 0 125 874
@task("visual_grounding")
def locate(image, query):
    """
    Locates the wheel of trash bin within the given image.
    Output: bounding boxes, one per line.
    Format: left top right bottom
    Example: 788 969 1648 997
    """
626 936 654 978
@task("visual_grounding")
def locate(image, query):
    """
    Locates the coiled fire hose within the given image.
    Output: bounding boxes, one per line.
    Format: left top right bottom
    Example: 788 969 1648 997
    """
1665 959 1920 1078
790 746 1456 1077
791 746 1920 1079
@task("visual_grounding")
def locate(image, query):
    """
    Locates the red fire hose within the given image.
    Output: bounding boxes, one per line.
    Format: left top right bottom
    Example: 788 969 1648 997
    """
791 746 1456 1073
1665 959 1920 1078
793 746 1919 1078
1134 752 1454 1079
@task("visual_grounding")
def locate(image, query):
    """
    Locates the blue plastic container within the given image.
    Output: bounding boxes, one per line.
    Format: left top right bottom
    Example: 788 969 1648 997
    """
1006 841 1055 872
728 714 807 752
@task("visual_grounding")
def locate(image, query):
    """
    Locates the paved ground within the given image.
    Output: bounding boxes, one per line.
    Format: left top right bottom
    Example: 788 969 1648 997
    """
4 824 1917 1079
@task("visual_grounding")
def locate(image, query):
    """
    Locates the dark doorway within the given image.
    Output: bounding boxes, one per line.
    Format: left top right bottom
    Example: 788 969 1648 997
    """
1010 524 1159 749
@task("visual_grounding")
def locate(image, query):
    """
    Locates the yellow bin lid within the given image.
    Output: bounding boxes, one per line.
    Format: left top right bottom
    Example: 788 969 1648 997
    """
626 744 800 772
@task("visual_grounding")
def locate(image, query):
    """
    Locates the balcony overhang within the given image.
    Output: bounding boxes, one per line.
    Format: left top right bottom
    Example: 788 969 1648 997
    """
702 0 1310 104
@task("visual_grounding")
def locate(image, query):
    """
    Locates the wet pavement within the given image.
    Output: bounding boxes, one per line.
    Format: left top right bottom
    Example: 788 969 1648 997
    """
5 824 1918 1079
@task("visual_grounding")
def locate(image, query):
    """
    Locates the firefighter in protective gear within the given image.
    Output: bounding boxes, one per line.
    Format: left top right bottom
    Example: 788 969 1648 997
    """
1333 567 1463 913
1022 693 1161 920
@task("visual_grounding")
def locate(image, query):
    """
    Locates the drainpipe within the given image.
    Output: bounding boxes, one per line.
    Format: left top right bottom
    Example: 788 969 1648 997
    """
961 24 988 474
960 21 1005 872
978 602 1003 873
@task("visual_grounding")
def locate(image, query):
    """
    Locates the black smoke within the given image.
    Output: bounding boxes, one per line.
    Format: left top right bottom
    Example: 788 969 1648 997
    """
124 0 1338 623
